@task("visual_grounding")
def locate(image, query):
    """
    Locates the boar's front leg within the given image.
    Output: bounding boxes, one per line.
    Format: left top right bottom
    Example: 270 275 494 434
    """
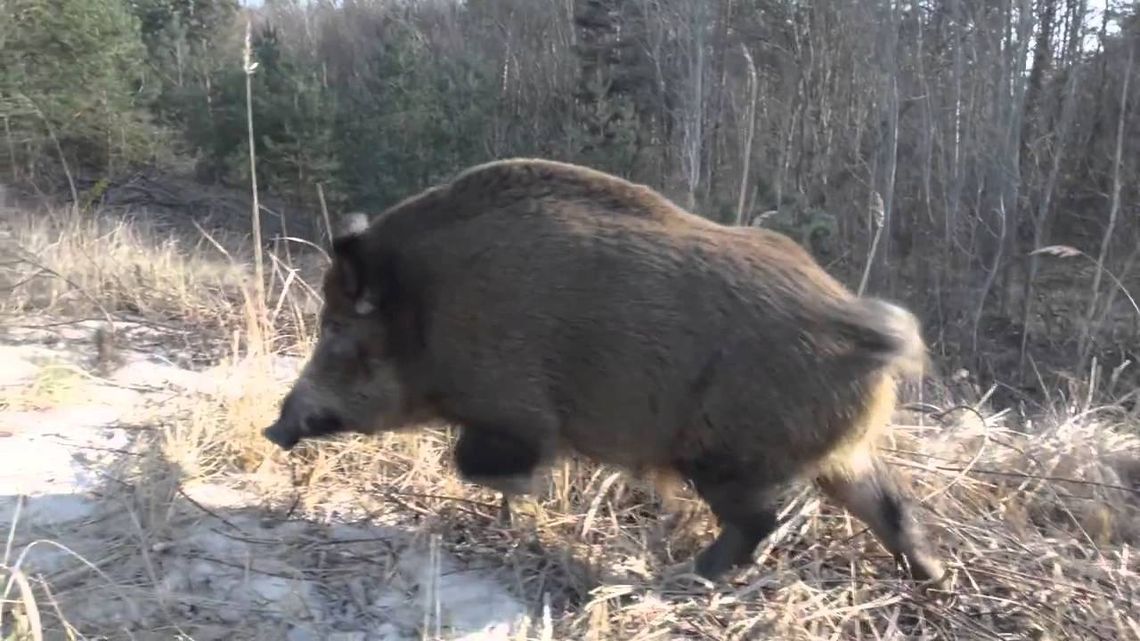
454 426 545 526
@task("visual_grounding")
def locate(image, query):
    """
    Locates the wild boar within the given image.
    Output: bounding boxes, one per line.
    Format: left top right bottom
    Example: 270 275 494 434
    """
262 158 946 587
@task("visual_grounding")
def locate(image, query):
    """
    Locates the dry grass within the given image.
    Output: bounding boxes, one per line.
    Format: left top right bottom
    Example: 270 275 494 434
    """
1 201 1139 640
2 205 241 324
0 365 86 413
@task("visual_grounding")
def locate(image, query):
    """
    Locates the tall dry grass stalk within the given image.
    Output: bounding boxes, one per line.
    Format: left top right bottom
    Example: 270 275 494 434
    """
242 13 269 358
857 191 885 297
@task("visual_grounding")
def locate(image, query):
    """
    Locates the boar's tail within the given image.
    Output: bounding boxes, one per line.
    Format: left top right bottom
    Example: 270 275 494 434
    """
831 298 929 380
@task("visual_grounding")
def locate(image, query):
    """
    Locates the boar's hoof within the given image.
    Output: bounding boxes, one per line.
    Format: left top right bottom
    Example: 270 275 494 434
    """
900 553 949 593
497 495 514 526
693 529 757 582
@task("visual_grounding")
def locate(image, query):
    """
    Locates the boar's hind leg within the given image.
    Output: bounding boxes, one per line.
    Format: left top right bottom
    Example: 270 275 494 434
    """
816 459 946 587
454 427 546 525
687 475 780 582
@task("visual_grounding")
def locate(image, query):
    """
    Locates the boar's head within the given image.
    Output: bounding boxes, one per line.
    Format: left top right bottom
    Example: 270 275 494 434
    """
262 213 419 450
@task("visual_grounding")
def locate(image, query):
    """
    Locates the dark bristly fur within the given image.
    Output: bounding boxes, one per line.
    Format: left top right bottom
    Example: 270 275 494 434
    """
262 158 947 588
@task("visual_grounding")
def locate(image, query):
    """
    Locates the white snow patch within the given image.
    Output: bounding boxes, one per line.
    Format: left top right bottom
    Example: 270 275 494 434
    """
407 551 527 641
0 494 96 529
180 480 264 509
314 525 530 640
0 407 130 500
159 522 319 623
203 354 307 394
0 345 40 386
111 357 220 393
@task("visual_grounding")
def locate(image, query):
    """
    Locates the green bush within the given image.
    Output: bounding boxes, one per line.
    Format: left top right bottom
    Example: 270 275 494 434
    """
0 0 161 176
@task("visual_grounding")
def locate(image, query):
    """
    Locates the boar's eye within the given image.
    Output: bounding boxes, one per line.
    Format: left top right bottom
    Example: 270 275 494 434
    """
305 411 344 436
352 294 377 316
325 330 359 360
321 324 378 369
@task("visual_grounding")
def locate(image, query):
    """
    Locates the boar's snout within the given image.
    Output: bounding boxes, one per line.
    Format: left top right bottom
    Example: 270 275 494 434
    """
263 389 305 450
262 413 344 450
262 419 302 450
262 385 347 451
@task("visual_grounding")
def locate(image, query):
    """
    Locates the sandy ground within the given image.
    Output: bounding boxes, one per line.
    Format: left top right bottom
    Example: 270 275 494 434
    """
0 319 530 640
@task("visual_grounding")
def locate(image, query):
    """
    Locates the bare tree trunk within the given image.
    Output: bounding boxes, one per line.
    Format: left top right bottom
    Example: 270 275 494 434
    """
910 0 937 314
881 74 900 295
866 0 901 296
3 116 17 183
944 0 967 334
775 85 801 209
704 0 732 203
735 44 758 226
1018 0 1087 376
680 1 709 210
1079 41 1134 365
976 0 1031 352
1006 0 1057 316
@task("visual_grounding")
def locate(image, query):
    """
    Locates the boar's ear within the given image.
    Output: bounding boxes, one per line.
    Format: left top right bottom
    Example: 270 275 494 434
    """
329 213 376 315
